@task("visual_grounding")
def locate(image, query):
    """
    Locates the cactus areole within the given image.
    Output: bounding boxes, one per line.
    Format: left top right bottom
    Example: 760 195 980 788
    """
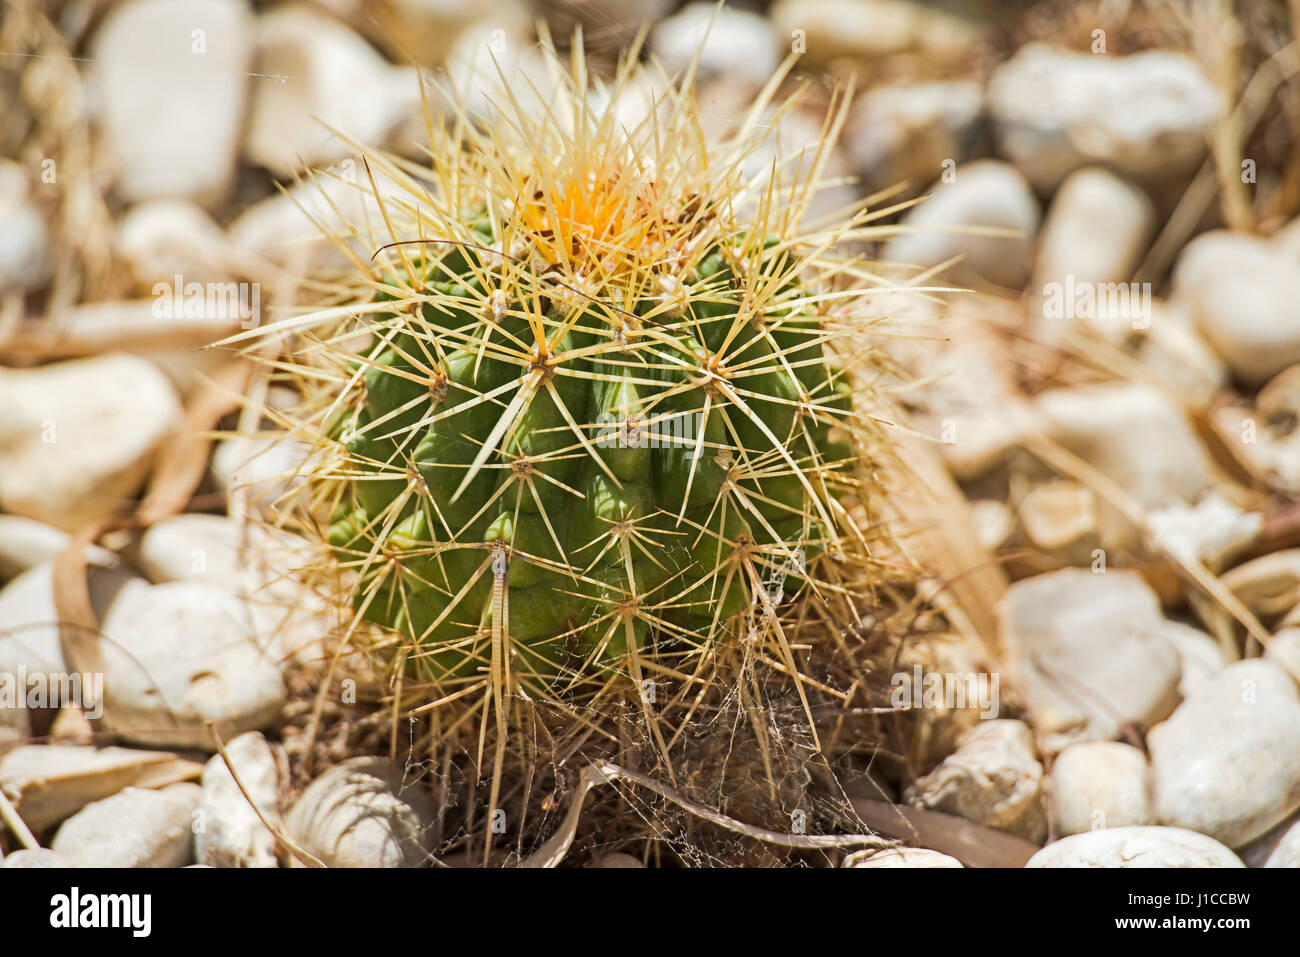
242 48 887 694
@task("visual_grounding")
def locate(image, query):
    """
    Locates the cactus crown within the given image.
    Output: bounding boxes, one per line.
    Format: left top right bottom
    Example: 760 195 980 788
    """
229 35 897 727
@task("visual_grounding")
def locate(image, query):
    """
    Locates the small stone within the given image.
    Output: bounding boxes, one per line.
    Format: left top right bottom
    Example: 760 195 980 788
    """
130 514 245 589
132 515 316 593
1018 480 1098 554
988 44 1220 192
243 5 420 178
904 719 1047 844
285 757 433 867
770 0 981 66
909 317 1045 480
98 580 287 750
0 354 182 531
1134 301 1230 411
999 569 1183 750
1147 495 1262 572
1039 169 1153 281
1209 365 1300 494
1026 826 1243 868
843 847 964 868
0 516 117 582
884 160 1041 289
0 849 70 868
0 160 51 295
197 732 280 867
52 783 201 868
1238 813 1300 868
1267 628 1300 687
91 0 251 206
1031 168 1154 341
1149 659 1300 847
847 81 984 195
1221 549 1300 624
1051 741 1150 835
1164 623 1228 700
970 500 1014 552
650 3 778 89
118 199 234 288
1034 383 1210 542
1275 215 1300 259
0 560 137 691
1173 230 1300 385
130 514 329 667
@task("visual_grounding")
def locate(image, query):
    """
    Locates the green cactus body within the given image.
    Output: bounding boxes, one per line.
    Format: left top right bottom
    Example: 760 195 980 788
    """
232 45 888 696
324 229 855 687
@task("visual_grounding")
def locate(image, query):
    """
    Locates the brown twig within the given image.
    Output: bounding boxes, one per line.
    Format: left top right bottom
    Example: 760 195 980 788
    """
520 760 888 868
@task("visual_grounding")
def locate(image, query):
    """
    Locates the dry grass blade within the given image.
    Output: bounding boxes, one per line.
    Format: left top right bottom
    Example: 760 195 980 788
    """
52 521 112 718
0 789 39 852
208 723 325 869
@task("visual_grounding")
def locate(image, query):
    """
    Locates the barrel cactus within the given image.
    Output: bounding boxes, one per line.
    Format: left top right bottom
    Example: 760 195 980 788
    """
233 42 893 707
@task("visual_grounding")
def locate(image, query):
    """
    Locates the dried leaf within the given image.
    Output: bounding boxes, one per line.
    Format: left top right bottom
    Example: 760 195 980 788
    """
885 427 1008 655
846 797 1039 868
137 359 253 524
